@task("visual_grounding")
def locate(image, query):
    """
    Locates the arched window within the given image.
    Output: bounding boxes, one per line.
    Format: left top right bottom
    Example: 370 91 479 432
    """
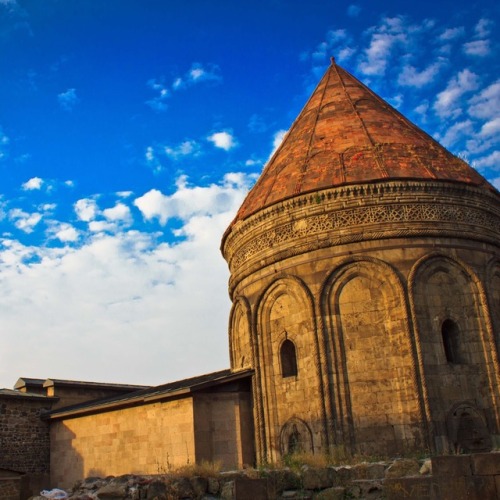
281 339 298 378
442 319 462 364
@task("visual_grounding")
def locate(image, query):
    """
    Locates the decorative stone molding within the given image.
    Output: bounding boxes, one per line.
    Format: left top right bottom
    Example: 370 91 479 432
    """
222 180 500 294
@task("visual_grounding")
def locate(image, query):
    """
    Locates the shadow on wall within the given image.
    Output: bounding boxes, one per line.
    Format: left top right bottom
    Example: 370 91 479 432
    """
50 423 87 491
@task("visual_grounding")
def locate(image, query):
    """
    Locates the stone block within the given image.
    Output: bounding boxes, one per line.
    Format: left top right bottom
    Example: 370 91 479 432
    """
312 487 345 499
384 476 432 499
301 467 333 490
384 459 420 478
431 455 472 477
351 462 386 479
233 478 268 499
471 452 500 475
431 475 497 500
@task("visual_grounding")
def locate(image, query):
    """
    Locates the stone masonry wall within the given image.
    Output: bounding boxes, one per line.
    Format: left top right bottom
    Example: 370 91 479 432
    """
0 396 51 474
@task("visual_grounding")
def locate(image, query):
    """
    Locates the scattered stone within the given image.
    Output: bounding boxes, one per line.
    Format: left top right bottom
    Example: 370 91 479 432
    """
95 482 128 498
312 486 345 499
384 458 420 478
189 476 208 496
301 466 333 490
146 480 166 499
419 458 432 475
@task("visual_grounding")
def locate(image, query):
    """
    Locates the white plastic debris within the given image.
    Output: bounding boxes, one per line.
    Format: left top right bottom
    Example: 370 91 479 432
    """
40 489 68 499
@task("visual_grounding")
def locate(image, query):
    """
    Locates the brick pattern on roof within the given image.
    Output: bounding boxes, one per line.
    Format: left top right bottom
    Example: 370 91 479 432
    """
233 61 493 223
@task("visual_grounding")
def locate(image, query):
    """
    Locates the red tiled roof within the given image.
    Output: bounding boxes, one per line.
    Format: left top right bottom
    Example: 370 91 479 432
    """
232 60 494 224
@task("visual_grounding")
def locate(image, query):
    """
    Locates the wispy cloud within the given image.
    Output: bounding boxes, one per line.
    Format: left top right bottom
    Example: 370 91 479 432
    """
0 127 9 160
398 62 442 87
358 17 408 76
145 79 169 111
146 63 222 112
21 177 43 191
434 69 479 118
8 208 42 233
58 88 79 111
439 26 465 41
347 4 361 17
463 39 491 57
468 81 500 119
165 140 201 160
172 63 222 90
207 131 237 151
74 198 98 222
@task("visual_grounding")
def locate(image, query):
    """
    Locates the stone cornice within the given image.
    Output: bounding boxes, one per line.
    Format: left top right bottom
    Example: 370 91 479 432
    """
222 180 500 294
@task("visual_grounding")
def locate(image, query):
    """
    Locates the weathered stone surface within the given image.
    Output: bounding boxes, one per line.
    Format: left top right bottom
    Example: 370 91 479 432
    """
207 477 220 495
347 480 384 499
233 478 268 500
330 466 354 486
167 477 194 498
96 482 128 498
471 452 500 475
220 480 234 500
431 455 472 477
301 467 333 490
189 475 208 496
265 469 301 495
384 459 420 478
312 486 346 499
351 463 386 480
384 476 432 499
146 480 166 500
419 459 432 475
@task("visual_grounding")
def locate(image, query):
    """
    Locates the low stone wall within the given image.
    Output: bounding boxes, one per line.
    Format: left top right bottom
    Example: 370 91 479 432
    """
0 477 21 500
27 452 500 499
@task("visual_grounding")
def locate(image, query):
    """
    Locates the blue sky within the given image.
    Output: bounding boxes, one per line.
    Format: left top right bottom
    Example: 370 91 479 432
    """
0 0 498 388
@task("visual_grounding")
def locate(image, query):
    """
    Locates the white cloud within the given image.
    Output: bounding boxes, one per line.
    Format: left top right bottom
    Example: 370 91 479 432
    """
146 78 169 112
9 208 42 233
144 146 163 173
474 18 493 38
49 222 79 242
21 176 43 190
474 150 500 169
171 63 222 91
434 69 479 118
358 24 406 76
74 198 98 222
272 129 287 152
439 27 465 41
134 173 251 226
103 202 132 223
468 81 500 120
479 118 500 138
165 140 201 160
463 40 490 57
207 131 236 151
436 119 474 148
0 173 257 387
398 62 441 88
0 127 9 160
58 88 79 111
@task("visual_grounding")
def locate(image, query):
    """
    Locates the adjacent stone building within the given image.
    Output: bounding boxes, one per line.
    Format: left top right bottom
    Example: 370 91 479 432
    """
0 60 499 495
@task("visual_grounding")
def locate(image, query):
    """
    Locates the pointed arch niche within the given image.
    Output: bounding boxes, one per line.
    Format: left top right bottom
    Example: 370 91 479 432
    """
256 277 323 461
229 298 253 370
410 255 499 452
487 260 500 356
324 259 422 455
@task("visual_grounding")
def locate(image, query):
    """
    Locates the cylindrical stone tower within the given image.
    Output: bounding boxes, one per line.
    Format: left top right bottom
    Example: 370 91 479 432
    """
221 60 500 462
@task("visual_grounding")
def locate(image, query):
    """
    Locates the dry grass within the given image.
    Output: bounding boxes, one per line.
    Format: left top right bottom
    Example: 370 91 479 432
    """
172 459 222 478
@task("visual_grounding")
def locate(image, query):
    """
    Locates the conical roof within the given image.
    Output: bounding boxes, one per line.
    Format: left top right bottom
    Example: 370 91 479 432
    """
233 59 494 223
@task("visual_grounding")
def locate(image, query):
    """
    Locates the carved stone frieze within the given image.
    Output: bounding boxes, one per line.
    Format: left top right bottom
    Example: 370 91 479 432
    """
222 181 500 292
